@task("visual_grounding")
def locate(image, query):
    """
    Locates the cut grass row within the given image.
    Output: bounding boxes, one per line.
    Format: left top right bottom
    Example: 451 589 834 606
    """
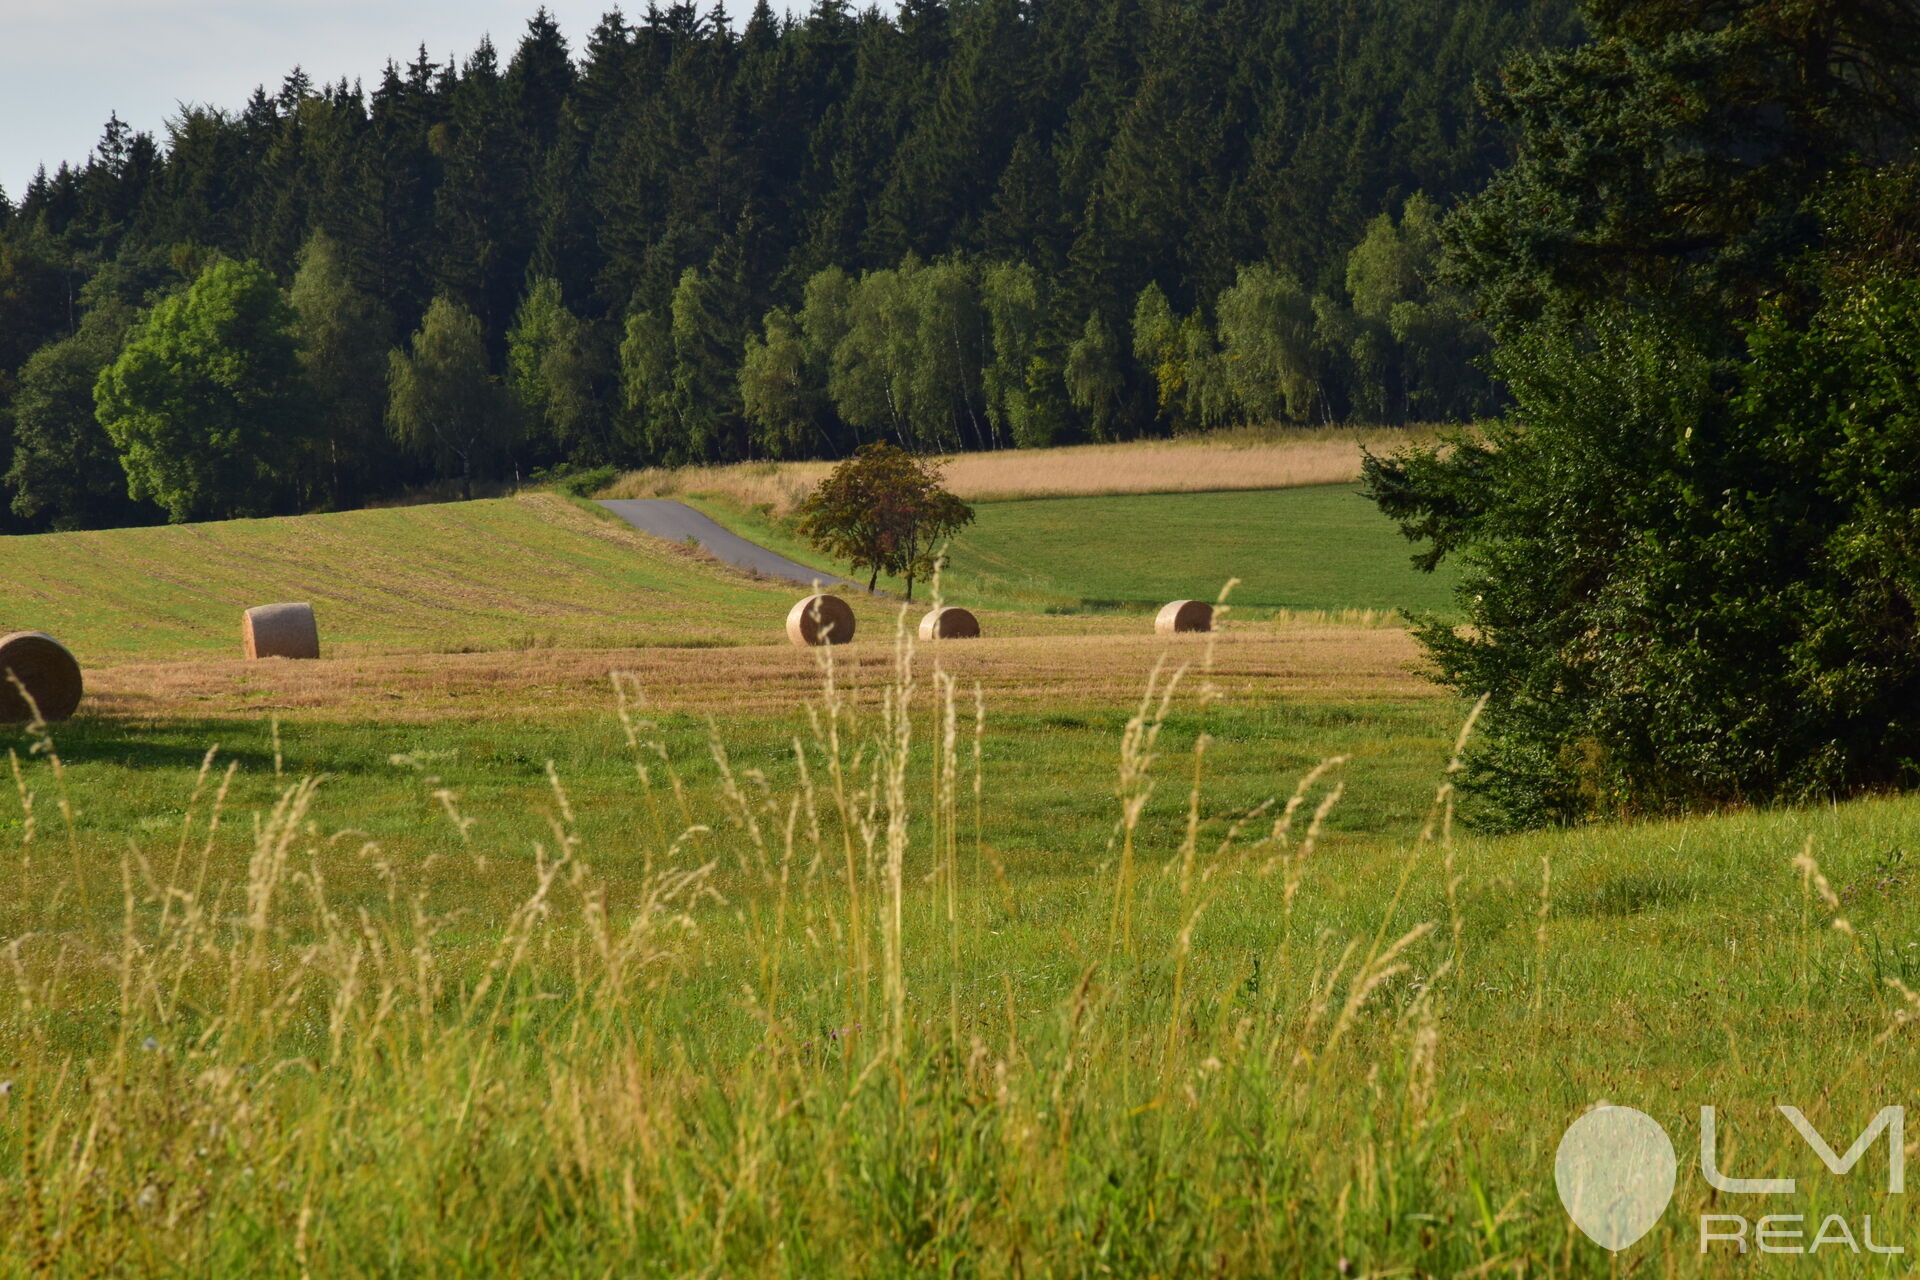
80 626 1433 723
0 493 805 663
0 494 983 665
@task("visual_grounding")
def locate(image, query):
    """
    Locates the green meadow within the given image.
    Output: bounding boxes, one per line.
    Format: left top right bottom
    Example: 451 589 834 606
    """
0 494 803 663
0 482 1913 1276
944 486 1461 615
681 483 1460 617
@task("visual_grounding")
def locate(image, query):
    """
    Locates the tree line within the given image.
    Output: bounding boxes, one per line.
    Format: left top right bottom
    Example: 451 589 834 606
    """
0 0 1578 530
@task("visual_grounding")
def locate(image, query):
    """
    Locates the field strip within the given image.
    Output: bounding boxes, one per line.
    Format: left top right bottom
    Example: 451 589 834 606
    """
82 627 1438 722
598 427 1439 511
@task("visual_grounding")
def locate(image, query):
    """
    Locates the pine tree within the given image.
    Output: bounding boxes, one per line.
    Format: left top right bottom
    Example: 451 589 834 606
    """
432 38 529 336
0 0 1589 522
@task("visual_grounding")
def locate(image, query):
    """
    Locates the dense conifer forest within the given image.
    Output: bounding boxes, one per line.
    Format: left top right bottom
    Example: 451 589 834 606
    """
0 0 1580 529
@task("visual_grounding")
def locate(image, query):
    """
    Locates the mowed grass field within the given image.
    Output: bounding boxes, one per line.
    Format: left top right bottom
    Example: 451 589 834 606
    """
0 493 806 663
682 483 1459 616
2 452 1917 1275
944 486 1458 614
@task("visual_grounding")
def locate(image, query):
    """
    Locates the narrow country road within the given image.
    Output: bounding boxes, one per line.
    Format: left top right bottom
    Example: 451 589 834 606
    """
598 499 855 589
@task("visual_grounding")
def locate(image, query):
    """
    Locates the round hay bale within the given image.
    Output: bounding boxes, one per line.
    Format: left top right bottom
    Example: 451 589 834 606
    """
786 594 856 647
243 603 321 660
0 632 83 723
917 606 981 641
1154 599 1213 635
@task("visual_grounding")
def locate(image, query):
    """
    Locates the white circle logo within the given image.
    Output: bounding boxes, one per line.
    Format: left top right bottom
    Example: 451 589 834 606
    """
1555 1106 1678 1251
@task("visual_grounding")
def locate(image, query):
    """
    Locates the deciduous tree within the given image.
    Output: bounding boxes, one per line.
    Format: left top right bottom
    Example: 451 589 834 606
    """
95 258 308 522
739 307 819 458
7 297 156 529
386 294 514 499
291 231 392 508
795 442 974 599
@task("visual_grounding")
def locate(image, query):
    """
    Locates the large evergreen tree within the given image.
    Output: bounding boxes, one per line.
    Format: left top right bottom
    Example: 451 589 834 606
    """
1365 0 1920 827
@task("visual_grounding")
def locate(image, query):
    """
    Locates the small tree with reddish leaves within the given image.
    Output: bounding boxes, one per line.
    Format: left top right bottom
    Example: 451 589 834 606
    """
795 443 974 601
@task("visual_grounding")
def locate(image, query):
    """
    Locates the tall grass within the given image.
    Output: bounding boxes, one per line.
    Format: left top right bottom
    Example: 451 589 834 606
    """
1 595 1916 1275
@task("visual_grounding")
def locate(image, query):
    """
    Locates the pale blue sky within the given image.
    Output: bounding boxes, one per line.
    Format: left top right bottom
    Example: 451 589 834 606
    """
1 2 856 203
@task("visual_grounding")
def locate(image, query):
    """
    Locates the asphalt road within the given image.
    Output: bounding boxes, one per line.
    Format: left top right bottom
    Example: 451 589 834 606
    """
597 498 853 589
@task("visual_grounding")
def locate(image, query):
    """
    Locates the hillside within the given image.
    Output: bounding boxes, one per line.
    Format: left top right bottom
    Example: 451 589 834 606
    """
0 493 811 663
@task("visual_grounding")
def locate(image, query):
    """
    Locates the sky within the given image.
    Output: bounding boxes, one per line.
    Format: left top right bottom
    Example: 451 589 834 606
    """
0 1 848 202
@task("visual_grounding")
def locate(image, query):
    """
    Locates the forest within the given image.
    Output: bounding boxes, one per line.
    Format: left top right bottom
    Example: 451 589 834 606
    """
0 0 1579 529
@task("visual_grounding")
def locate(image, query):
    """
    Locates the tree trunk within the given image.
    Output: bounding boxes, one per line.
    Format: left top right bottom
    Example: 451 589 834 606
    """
867 567 878 593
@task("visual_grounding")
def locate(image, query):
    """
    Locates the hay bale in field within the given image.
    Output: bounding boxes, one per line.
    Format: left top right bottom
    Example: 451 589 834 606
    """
786 594 856 646
918 606 981 641
0 632 84 722
1155 599 1213 635
243 603 321 660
